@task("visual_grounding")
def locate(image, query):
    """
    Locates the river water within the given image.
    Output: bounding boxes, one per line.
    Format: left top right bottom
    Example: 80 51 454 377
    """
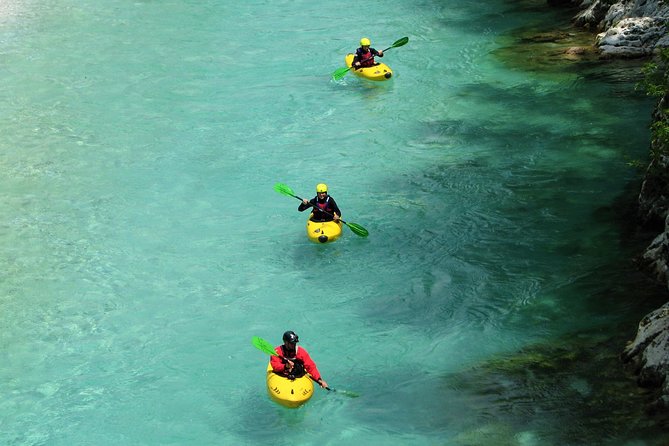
1 0 668 445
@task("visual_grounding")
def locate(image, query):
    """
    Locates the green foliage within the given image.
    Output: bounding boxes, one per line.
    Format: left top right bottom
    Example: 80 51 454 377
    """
638 49 669 165
650 115 669 159
626 157 647 170
638 48 669 97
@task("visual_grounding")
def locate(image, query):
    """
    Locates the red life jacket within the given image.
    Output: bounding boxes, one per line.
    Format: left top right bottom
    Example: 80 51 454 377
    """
316 197 330 211
358 49 374 67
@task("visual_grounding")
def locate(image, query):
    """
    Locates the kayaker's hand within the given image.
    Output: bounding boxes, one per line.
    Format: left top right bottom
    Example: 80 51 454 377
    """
302 199 309 205
317 379 328 389
378 50 383 57
285 359 294 372
333 214 340 222
354 61 360 67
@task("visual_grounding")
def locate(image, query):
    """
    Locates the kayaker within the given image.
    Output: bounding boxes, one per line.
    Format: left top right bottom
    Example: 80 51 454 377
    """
298 183 341 223
352 37 384 68
270 330 329 389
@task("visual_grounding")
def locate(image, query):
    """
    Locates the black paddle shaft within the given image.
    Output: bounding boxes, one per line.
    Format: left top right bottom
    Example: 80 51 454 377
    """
289 193 344 224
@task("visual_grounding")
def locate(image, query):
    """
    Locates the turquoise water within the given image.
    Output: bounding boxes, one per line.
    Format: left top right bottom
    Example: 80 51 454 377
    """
1 0 668 444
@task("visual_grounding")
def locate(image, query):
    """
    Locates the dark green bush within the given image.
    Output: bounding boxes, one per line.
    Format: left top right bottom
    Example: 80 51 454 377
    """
639 49 669 162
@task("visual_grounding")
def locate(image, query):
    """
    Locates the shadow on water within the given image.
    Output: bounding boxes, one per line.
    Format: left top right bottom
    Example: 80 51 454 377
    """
313 298 669 445
233 393 313 444
431 0 581 35
439 330 669 445
336 10 669 443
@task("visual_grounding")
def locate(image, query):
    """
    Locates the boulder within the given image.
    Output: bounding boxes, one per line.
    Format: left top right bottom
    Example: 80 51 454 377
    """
622 303 669 410
570 0 669 54
596 17 666 57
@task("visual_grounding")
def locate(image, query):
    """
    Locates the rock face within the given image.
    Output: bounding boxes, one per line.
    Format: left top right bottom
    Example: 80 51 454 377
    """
634 95 669 410
572 0 669 57
638 96 669 230
597 16 667 57
622 302 669 411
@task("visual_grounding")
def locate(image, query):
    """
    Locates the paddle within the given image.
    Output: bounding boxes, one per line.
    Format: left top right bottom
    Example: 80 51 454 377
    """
332 36 409 81
252 336 359 397
252 335 282 357
273 182 369 238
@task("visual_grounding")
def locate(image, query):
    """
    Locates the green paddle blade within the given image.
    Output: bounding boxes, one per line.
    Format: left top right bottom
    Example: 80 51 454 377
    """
273 182 296 197
332 66 351 81
346 222 369 237
391 36 409 48
252 336 279 357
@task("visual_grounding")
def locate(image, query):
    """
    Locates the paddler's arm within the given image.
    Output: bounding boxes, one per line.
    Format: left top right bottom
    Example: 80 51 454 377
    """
298 198 313 212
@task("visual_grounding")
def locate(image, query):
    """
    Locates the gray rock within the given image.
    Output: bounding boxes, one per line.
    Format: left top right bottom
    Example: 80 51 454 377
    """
635 97 669 409
603 0 669 29
622 303 669 409
597 17 667 57
573 0 615 29
641 228 669 285
571 0 669 54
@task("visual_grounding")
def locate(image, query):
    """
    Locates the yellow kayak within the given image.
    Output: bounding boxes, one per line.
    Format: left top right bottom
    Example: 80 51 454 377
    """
266 363 314 408
307 216 343 243
345 53 393 81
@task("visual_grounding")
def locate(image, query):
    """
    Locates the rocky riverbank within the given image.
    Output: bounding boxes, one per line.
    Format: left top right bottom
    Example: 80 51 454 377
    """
561 0 669 412
572 0 669 58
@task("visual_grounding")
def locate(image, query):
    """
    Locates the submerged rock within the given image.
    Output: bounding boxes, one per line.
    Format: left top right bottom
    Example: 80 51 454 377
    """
493 25 601 71
520 30 573 43
563 45 598 60
444 333 667 444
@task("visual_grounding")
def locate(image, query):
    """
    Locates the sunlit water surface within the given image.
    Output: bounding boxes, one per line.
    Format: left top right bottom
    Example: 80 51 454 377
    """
0 0 667 445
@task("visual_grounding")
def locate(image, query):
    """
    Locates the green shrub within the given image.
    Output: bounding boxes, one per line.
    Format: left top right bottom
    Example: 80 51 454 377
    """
639 49 669 97
638 49 669 163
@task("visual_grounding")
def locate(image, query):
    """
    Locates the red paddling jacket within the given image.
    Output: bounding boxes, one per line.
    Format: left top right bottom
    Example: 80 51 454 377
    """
270 345 323 381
